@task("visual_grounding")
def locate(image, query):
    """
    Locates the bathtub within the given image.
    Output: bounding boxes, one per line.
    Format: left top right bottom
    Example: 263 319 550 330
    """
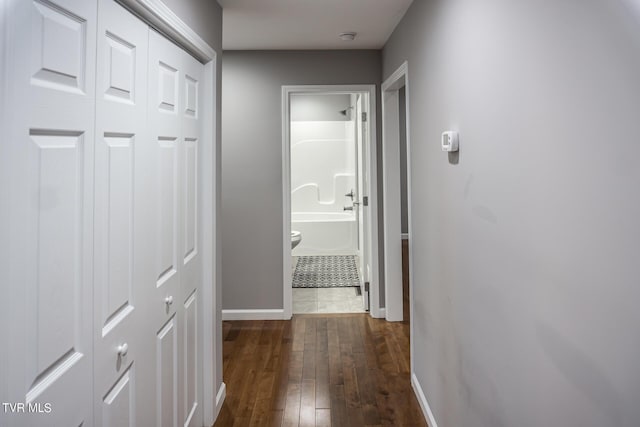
291 212 357 256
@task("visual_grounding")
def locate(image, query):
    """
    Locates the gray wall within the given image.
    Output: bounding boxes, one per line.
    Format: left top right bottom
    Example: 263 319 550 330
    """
222 50 382 310
163 0 225 404
161 0 221 50
383 0 640 426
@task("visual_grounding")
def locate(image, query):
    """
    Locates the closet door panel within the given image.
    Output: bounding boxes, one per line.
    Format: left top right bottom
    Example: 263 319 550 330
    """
3 0 97 425
148 30 205 427
180 51 204 427
148 29 186 424
93 0 152 425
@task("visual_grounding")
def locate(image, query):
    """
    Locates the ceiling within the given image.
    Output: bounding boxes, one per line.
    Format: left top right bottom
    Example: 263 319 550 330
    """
217 0 414 50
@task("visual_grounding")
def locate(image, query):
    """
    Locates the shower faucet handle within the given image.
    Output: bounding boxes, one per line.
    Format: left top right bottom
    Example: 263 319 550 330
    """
345 189 355 199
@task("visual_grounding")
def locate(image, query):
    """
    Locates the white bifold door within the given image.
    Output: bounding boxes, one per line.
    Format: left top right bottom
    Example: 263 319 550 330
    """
3 0 98 425
1 0 207 426
93 0 153 426
146 26 205 427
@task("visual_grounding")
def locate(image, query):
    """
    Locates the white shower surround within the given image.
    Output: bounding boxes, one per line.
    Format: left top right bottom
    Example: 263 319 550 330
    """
291 120 357 255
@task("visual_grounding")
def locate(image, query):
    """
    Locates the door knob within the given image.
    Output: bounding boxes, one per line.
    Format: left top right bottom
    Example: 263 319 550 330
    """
117 343 129 357
165 295 174 305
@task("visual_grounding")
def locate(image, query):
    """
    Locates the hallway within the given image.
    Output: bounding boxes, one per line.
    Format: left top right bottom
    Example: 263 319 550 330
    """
214 314 426 426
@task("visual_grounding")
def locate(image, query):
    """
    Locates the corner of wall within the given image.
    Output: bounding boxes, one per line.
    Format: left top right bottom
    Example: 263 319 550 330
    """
411 373 438 427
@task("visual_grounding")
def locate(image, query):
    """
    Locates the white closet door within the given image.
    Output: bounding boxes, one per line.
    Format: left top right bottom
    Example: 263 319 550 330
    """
2 0 97 425
179 49 204 427
149 30 183 427
148 29 204 427
93 1 154 426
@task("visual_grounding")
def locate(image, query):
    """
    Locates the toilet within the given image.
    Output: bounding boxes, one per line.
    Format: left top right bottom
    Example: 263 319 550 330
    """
291 230 302 249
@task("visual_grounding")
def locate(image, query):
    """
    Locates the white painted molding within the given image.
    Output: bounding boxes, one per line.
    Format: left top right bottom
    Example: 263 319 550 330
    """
117 0 216 62
282 86 293 320
381 74 404 322
215 382 226 419
401 233 409 240
201 59 217 427
411 373 439 427
382 61 409 92
369 306 383 318
377 308 386 318
222 309 286 321
382 60 415 369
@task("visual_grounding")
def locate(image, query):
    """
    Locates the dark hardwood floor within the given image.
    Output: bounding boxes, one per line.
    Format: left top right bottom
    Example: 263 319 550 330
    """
214 315 424 426
214 242 422 426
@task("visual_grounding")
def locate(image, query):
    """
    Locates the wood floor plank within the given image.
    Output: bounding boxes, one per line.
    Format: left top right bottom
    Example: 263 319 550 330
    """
329 384 348 427
292 315 306 352
248 397 272 427
288 350 304 384
327 318 344 386
282 382 301 427
298 379 316 427
270 409 283 427
315 318 331 409
315 409 331 427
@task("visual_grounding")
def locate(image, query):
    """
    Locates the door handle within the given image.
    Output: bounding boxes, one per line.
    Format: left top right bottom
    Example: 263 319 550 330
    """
117 343 129 357
165 295 174 306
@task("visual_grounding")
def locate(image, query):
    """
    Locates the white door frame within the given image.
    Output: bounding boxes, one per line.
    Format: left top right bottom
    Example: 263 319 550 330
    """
116 1 223 423
381 62 413 325
282 85 381 319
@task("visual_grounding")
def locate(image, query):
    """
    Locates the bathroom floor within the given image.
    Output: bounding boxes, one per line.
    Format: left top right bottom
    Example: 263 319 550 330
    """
293 287 365 313
292 256 365 314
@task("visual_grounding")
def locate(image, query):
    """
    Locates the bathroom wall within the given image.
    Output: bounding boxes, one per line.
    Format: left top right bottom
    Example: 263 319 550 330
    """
221 50 382 311
383 0 640 426
291 120 356 213
291 94 356 214
291 94 351 122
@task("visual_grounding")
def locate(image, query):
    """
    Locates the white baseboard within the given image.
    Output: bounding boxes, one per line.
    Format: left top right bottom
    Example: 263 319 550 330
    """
214 382 226 420
378 308 386 318
369 306 385 318
411 373 438 427
222 309 285 320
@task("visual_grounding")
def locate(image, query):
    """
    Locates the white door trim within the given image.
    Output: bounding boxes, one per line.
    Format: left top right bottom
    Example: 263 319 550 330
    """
381 61 413 329
381 62 416 380
116 1 221 424
282 85 380 319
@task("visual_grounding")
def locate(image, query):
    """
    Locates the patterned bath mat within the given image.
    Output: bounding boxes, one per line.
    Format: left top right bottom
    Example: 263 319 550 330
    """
292 255 360 288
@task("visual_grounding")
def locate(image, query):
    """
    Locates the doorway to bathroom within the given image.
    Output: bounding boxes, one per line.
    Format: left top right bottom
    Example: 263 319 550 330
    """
282 85 378 317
